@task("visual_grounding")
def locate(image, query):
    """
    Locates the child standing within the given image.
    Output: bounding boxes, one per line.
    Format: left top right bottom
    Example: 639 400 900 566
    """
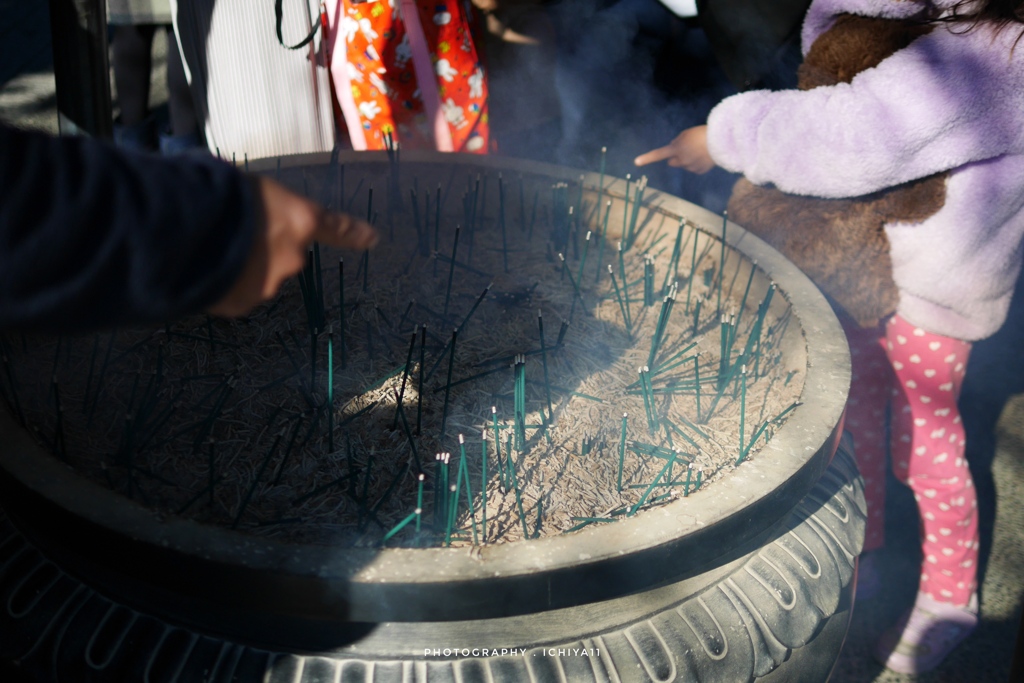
637 0 1024 674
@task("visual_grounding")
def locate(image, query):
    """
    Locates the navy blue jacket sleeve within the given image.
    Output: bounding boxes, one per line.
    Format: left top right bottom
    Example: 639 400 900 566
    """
0 124 257 333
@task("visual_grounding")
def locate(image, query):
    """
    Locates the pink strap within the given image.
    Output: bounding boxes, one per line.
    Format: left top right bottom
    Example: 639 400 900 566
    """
400 0 454 152
325 0 368 150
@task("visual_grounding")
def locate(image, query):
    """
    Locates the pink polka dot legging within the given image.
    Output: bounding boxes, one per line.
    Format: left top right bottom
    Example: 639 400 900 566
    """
843 314 978 607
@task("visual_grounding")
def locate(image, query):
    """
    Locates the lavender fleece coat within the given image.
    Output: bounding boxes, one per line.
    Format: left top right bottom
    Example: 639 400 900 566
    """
706 0 1024 341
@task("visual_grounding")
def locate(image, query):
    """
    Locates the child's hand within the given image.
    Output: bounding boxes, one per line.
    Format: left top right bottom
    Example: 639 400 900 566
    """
634 126 715 174
209 176 378 317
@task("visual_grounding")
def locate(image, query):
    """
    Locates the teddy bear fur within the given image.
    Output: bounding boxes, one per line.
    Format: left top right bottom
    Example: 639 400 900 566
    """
725 14 948 327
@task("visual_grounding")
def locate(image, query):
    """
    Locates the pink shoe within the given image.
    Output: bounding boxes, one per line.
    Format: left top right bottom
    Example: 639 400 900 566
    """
874 592 978 674
856 552 881 601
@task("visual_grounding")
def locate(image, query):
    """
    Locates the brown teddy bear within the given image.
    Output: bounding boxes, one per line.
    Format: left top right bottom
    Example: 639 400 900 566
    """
725 14 947 327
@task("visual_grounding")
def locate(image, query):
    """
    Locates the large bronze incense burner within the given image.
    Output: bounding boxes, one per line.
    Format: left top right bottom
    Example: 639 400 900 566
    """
0 152 862 682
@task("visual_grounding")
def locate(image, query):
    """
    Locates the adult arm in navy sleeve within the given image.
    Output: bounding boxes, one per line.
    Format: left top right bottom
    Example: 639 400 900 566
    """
0 124 377 332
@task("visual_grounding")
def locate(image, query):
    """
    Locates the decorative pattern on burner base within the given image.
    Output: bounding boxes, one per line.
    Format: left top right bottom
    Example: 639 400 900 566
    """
0 440 864 683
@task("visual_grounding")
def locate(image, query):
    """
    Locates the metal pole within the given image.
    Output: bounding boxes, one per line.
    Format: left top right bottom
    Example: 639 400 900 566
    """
47 0 113 139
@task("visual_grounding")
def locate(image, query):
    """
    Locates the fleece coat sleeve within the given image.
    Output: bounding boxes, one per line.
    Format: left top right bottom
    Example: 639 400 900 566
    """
0 124 257 333
706 22 1024 198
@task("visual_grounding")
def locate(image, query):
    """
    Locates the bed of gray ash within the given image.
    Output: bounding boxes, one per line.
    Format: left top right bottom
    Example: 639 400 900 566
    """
1 161 803 548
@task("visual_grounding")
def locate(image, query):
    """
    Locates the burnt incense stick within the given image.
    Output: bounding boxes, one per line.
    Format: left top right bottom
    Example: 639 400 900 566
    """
528 188 539 241
207 440 217 506
416 324 427 435
392 330 418 429
439 329 459 439
398 300 415 332
518 174 527 233
505 443 530 538
617 413 628 492
271 417 305 486
608 266 631 336
291 470 359 508
498 174 509 272
443 227 461 317
537 311 554 420
618 243 632 328
425 283 490 382
371 459 409 517
232 429 284 528
556 318 569 347
395 393 422 473
557 253 585 322
327 329 335 453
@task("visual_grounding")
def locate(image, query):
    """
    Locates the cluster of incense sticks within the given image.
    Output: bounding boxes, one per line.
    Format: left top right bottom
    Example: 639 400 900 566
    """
0 151 805 548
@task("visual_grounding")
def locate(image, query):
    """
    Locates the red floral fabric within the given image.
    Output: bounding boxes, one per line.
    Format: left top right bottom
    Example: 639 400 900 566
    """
333 0 489 152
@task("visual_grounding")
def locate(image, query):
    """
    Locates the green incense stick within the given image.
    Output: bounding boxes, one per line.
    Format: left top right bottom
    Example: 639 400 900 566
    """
416 473 425 534
686 226 699 313
717 211 727 315
595 200 611 285
630 448 677 515
694 354 702 423
491 407 503 492
622 174 631 246
577 231 592 287
458 434 478 544
382 511 417 545
481 430 488 541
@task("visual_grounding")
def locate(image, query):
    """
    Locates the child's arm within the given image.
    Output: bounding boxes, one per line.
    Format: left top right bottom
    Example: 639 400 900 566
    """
638 22 1024 198
702 23 1024 198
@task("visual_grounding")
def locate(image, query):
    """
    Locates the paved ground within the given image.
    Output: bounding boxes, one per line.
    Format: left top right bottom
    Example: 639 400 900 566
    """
2 2 1023 681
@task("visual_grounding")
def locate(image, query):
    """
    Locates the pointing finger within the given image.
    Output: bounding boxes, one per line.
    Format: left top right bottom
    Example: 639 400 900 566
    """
634 145 676 167
314 212 379 251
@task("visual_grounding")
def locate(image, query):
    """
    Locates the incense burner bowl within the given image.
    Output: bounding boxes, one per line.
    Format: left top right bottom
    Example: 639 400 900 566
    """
0 152 863 682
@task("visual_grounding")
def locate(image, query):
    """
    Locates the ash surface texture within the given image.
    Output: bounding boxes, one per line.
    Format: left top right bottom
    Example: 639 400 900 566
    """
3 159 801 548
